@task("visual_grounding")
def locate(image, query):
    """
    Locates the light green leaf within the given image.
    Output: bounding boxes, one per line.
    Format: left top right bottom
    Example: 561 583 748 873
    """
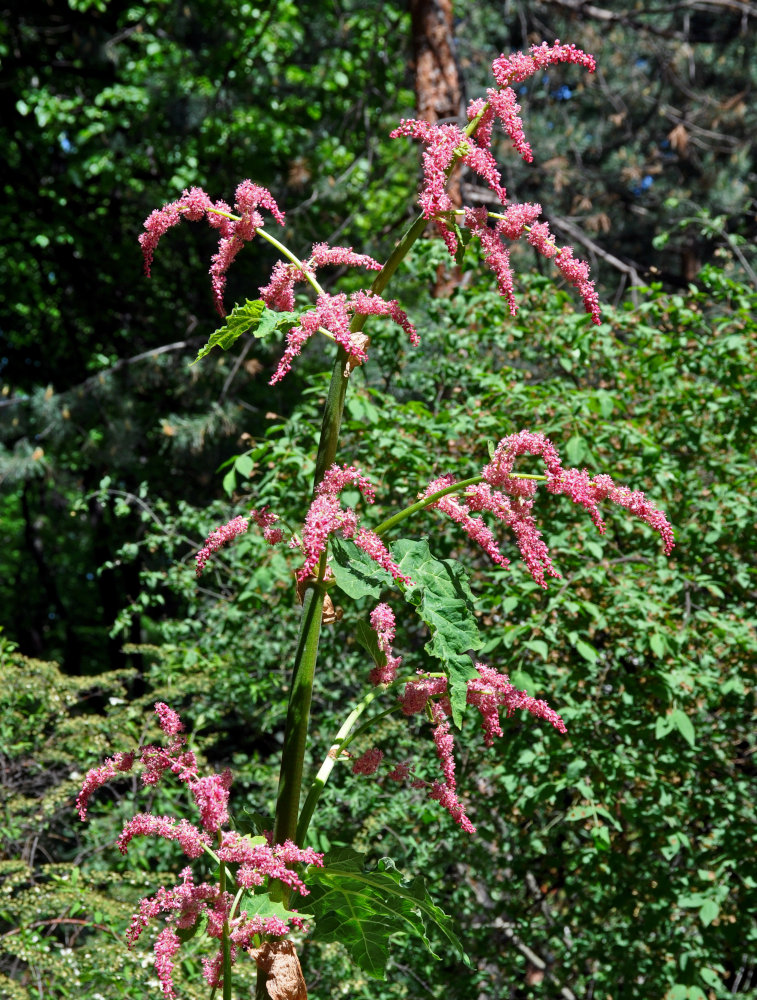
672 708 696 748
574 638 598 663
307 848 469 980
222 467 236 496
698 899 720 926
192 300 295 365
524 639 549 661
650 633 667 657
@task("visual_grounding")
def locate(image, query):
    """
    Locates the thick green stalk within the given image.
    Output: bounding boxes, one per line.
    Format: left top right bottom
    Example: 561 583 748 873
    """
271 584 326 854
272 210 432 852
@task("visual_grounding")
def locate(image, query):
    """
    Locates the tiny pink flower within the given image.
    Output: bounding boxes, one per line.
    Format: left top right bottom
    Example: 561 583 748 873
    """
189 770 233 833
155 702 184 736
354 529 414 588
369 602 403 685
117 813 211 859
196 514 250 575
153 926 181 1000
352 747 384 775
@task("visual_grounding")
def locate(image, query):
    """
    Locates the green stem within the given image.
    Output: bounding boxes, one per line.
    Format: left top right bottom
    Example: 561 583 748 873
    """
372 473 546 537
272 584 327 857
296 691 395 845
218 841 233 1000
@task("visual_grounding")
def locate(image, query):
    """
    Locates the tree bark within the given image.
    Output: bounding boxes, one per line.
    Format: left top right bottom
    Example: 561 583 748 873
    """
410 0 463 296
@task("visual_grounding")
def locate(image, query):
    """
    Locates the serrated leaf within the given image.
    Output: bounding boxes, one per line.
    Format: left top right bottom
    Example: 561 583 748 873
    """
393 538 480 726
192 300 294 365
307 848 469 980
331 536 392 600
242 892 313 925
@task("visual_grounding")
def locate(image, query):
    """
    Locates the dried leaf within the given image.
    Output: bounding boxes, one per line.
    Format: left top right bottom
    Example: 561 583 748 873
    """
253 940 307 1000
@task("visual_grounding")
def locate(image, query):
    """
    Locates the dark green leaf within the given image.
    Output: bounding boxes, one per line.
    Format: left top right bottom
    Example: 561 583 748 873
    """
393 538 480 725
331 536 392 600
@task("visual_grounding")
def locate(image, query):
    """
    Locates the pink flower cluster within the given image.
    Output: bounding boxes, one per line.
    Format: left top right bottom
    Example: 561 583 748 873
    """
351 747 385 775
195 514 251 576
259 242 382 312
139 181 285 314
368 602 402 685
269 289 417 385
296 464 414 590
77 703 231 833
384 664 566 833
127 840 320 999
79 705 323 1000
421 429 674 589
391 41 601 323
195 507 285 576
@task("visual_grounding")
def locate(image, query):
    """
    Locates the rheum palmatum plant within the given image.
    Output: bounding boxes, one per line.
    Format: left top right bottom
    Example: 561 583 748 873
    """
79 42 675 1000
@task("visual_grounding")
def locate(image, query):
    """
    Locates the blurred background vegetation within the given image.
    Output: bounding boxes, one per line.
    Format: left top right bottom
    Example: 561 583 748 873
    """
1 1 755 998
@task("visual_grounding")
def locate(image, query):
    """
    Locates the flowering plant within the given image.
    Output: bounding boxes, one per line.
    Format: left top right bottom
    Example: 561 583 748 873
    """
79 41 674 1000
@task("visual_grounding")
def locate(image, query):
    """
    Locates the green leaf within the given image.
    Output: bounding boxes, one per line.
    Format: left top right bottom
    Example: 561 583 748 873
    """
672 708 696 748
355 618 386 669
650 633 667 657
524 639 549 661
234 453 254 479
222 467 236 496
698 899 720 926
307 848 469 980
192 300 295 365
574 638 598 663
393 538 481 726
331 536 392 600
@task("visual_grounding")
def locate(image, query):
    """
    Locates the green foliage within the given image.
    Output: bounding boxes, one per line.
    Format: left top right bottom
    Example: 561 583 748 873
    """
192 300 297 365
2 263 755 996
307 848 469 978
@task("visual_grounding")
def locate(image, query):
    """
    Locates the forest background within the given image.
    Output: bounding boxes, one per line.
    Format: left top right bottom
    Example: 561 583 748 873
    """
1 1 755 998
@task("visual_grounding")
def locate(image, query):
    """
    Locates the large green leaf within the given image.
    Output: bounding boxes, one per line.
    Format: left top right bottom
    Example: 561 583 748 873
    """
192 300 296 364
393 538 481 726
306 848 469 979
330 536 392 600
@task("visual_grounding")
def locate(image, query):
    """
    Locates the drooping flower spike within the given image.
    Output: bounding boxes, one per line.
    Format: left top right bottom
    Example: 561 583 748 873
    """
296 464 414 588
354 663 567 833
139 181 285 315
269 289 417 386
420 429 674 589
392 40 601 323
78 704 323 999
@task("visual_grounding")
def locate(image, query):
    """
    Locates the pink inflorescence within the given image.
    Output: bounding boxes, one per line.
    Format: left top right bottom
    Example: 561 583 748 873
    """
390 664 566 833
195 514 250 576
352 747 385 775
139 181 285 315
391 40 601 323
419 429 674 589
295 464 415 590
269 289 417 386
368 602 402 685
80 706 323 999
195 507 287 575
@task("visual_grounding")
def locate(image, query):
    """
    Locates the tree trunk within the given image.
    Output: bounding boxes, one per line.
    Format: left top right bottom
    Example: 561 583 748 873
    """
410 0 463 296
